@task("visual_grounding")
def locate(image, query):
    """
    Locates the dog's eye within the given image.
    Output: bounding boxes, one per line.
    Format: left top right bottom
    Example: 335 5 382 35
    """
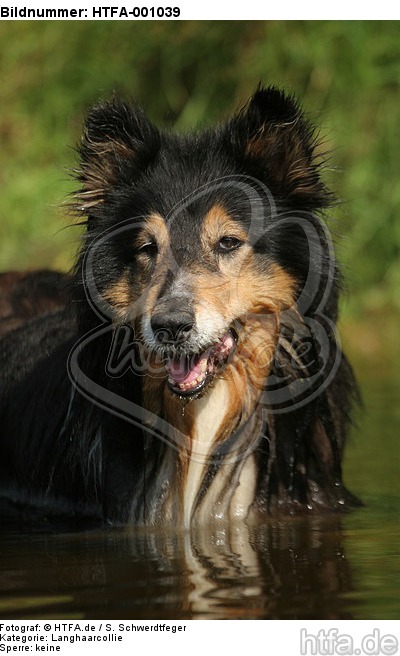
217 237 243 253
138 241 158 256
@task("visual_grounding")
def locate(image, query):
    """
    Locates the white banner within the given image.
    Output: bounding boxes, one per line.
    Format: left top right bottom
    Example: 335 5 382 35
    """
0 621 399 656
0 1 399 20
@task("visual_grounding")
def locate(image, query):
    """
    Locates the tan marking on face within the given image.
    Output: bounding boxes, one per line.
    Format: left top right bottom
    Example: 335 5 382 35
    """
102 213 171 324
135 213 177 321
237 260 296 313
134 213 169 253
201 204 248 251
198 202 294 319
193 257 296 335
102 271 136 322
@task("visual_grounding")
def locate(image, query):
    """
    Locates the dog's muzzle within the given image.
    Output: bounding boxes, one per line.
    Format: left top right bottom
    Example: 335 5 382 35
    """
149 308 238 398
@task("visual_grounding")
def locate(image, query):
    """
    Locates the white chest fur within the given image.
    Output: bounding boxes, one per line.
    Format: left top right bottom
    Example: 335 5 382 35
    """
183 379 257 527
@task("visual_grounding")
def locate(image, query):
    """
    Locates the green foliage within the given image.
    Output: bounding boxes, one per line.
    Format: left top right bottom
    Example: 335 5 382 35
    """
0 21 399 312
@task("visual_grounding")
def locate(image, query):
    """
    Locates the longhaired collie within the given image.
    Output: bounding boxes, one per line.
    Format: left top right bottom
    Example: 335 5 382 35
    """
0 86 361 525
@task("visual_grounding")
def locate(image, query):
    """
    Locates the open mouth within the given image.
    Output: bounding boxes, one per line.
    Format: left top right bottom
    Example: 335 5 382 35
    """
165 328 238 398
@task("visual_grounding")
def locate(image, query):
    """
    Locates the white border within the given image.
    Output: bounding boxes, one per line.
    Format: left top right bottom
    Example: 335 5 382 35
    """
0 1 399 20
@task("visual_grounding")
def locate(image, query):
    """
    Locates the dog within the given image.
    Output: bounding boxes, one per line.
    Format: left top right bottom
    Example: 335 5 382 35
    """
0 86 361 526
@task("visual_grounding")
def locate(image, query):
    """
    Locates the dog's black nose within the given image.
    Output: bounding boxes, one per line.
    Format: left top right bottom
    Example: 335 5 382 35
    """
151 311 195 344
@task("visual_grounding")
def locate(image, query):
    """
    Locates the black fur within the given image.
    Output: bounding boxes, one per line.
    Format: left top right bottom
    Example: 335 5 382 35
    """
0 87 361 524
0 270 68 337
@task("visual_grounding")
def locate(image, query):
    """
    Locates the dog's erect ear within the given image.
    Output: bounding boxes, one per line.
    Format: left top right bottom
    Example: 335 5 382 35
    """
75 99 161 214
230 86 331 210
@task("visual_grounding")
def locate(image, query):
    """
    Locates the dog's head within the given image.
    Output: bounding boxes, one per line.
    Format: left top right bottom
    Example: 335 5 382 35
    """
75 87 332 400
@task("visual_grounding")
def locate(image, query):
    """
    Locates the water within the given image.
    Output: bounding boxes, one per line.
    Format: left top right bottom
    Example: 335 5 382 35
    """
0 360 399 620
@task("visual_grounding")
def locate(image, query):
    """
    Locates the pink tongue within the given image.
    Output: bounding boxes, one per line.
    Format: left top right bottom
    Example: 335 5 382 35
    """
165 332 236 387
166 354 208 386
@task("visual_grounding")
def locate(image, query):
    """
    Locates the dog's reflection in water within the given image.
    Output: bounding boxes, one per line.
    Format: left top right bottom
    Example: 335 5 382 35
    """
0 515 354 619
115 517 354 619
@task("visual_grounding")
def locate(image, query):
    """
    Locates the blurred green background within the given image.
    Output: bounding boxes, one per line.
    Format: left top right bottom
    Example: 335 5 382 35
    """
0 20 399 363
